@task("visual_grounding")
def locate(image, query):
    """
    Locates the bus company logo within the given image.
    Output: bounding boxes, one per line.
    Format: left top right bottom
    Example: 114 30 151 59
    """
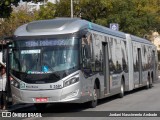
20 82 26 89
2 112 11 117
2 112 42 117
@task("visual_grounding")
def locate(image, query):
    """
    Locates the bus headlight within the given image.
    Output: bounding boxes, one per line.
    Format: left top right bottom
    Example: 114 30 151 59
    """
63 77 79 87
10 80 15 85
10 79 20 88
14 82 19 88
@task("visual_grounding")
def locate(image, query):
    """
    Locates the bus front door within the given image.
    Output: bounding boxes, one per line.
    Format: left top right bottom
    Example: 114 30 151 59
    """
102 42 110 95
152 50 156 82
138 48 142 85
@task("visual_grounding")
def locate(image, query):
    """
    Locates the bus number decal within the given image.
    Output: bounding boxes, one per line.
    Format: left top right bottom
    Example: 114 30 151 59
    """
50 84 62 89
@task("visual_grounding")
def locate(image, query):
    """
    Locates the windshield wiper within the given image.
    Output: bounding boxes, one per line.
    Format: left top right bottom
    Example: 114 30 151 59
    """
51 72 60 79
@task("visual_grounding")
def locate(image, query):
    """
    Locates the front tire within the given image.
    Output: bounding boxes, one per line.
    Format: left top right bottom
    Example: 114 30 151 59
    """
88 84 98 108
146 75 150 89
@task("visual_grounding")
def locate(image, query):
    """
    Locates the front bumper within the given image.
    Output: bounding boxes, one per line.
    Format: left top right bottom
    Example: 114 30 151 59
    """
11 82 84 104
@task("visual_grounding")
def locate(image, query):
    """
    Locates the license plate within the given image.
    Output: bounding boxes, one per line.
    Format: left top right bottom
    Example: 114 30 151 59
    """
36 97 48 102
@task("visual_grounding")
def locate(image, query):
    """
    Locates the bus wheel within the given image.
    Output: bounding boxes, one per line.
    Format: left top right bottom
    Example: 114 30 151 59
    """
146 76 150 89
149 76 153 88
88 84 98 108
119 79 124 98
34 103 47 112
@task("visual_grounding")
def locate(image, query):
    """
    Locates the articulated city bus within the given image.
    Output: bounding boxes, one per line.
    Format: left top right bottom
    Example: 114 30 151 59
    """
9 18 158 109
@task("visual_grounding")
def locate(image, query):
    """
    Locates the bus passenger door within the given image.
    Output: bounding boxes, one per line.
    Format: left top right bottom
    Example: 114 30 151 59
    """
138 48 142 85
102 42 110 95
152 50 156 82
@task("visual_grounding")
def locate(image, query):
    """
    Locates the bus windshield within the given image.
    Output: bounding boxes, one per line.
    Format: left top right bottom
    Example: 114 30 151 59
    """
10 37 79 83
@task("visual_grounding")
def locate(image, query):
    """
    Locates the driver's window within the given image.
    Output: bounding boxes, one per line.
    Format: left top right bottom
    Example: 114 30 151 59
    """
12 50 21 71
81 33 92 68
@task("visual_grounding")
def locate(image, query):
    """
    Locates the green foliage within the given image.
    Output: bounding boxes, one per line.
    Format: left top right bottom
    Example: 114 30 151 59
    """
0 0 19 18
54 0 71 17
0 9 36 37
18 0 44 2
83 0 160 37
35 2 56 20
79 0 108 22
0 0 44 18
52 0 159 37
0 0 160 38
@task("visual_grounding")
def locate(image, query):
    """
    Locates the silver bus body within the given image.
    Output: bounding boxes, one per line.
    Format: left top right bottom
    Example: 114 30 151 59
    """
10 18 158 105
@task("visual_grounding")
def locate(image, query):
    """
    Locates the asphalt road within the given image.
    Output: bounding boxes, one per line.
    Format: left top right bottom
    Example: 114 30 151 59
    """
2 80 160 120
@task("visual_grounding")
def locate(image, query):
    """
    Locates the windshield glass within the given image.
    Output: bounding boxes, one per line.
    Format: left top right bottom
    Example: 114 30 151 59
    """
10 37 79 83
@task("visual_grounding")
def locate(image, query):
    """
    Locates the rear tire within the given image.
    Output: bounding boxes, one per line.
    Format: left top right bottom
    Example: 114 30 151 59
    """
149 76 153 88
119 79 125 98
88 84 98 108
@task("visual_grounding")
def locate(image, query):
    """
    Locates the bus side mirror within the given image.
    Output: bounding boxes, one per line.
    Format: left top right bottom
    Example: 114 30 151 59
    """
82 45 92 69
82 45 91 59
2 49 7 63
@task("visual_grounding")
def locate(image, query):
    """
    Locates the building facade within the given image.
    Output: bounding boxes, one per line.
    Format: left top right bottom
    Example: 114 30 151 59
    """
15 0 58 12
152 32 160 51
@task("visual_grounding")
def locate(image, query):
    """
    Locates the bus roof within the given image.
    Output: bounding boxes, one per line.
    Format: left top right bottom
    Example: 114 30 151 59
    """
131 35 153 45
14 18 126 38
14 18 87 36
14 18 153 45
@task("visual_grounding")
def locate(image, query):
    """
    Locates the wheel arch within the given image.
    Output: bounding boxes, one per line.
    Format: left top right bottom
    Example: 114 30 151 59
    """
151 71 153 80
94 78 100 99
121 74 125 91
94 78 100 89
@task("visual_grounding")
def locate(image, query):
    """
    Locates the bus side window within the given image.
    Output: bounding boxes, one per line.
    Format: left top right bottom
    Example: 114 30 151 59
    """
81 35 91 69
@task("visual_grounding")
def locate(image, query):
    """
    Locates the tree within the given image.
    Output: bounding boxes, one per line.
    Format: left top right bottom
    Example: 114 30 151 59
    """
0 0 44 18
0 9 36 37
35 2 56 20
80 0 160 37
0 0 159 38
54 0 108 24
79 0 108 23
36 0 160 37
0 0 19 18
54 0 71 17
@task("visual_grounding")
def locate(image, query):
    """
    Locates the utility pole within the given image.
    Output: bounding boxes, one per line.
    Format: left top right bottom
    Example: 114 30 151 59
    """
44 0 45 7
71 0 73 18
